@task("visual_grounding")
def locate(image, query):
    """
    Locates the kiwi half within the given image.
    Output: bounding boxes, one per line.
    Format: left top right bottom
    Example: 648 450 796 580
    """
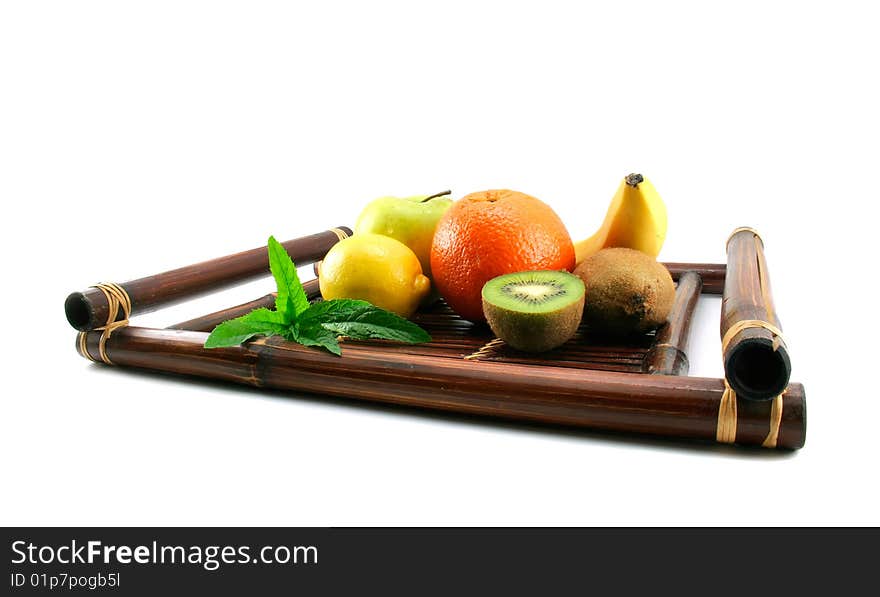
481 270 585 352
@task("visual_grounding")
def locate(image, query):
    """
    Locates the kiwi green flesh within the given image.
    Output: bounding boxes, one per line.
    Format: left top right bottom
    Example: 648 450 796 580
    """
481 271 586 352
481 271 585 313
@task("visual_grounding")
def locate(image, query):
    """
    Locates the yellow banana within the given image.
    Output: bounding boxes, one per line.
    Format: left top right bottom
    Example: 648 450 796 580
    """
574 173 667 264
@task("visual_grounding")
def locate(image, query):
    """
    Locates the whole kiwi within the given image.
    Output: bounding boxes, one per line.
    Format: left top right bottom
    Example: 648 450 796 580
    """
574 247 675 335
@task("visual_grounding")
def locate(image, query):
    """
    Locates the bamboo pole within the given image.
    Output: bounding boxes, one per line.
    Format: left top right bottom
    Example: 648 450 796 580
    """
166 280 322 331
721 228 791 401
664 263 724 294
76 326 806 449
64 228 350 331
644 271 703 375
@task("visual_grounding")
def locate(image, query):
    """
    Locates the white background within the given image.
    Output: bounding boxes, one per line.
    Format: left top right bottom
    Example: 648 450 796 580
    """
1 1 876 525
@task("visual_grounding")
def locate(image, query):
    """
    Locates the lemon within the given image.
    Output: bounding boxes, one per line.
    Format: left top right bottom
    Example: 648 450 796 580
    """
318 233 431 318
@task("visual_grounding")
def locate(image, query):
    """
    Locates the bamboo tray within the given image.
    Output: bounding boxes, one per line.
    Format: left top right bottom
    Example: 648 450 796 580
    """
65 227 806 450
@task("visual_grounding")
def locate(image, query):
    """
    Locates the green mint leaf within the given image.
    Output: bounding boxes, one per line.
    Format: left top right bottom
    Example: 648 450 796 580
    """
204 239 431 355
300 299 431 343
298 298 375 324
267 235 309 321
321 319 431 343
311 301 432 344
204 307 288 348
290 320 342 356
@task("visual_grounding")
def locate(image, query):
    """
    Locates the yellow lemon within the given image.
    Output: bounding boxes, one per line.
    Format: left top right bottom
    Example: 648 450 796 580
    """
318 233 431 318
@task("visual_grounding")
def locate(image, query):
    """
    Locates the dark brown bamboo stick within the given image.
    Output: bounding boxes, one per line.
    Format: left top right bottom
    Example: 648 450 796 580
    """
643 271 703 375
664 263 725 294
168 263 726 335
337 343 646 372
64 228 350 331
77 326 806 449
166 279 322 331
721 228 791 401
328 262 721 291
167 294 276 332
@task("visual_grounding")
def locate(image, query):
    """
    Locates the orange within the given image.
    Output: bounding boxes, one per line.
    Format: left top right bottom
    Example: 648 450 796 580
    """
430 189 576 322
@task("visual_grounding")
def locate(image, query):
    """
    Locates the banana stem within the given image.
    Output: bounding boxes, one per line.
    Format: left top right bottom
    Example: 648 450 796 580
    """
625 173 644 188
421 190 452 203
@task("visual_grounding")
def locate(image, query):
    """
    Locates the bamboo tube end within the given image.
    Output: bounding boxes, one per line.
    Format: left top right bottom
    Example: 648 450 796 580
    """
795 385 807 449
778 382 807 450
724 334 791 401
643 344 689 376
65 291 96 331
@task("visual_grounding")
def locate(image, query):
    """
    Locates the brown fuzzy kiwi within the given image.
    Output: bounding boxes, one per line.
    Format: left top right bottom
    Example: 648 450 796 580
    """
574 248 675 335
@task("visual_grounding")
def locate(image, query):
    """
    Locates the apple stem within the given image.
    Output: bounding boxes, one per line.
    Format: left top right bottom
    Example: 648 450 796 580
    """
421 190 452 203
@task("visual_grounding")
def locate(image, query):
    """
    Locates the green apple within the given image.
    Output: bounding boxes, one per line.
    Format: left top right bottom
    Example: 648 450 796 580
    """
354 190 453 278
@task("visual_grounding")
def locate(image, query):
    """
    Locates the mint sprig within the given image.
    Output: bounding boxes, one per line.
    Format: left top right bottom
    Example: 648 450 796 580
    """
267 236 309 319
204 236 431 355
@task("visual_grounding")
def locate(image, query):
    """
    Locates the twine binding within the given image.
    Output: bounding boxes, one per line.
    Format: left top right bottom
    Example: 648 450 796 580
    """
329 227 350 242
77 282 132 366
721 319 786 354
761 394 784 449
716 381 739 444
715 381 785 448
464 337 504 361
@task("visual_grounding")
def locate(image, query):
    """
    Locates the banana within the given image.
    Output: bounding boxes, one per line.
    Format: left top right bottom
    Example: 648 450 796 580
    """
574 173 667 264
